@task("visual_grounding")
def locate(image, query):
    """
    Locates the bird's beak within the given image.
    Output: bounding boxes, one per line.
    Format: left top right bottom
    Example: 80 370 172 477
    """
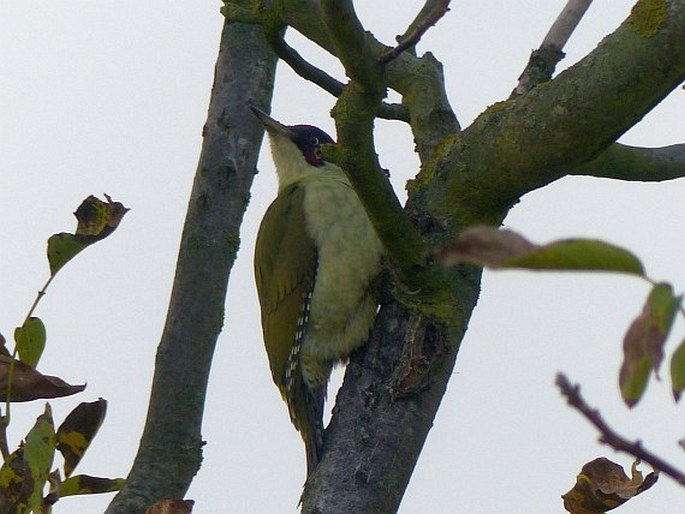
250 105 296 139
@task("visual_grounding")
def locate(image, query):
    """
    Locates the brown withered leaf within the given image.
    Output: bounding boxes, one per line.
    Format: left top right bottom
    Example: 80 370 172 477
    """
562 458 658 513
436 226 536 267
0 355 85 402
47 194 129 276
145 499 195 514
74 194 129 241
0 333 9 357
44 469 62 507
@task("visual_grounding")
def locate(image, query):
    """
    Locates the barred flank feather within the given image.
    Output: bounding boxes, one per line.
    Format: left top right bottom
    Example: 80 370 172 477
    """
284 259 324 475
284 287 310 421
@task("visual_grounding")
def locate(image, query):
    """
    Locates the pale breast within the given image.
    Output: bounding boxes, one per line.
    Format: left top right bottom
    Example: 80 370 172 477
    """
300 172 384 369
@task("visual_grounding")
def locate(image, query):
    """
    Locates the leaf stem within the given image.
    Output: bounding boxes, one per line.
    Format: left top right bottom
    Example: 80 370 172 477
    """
2 274 54 428
0 408 8 459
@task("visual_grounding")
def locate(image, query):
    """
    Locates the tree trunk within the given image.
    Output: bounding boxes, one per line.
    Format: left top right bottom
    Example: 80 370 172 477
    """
105 18 277 513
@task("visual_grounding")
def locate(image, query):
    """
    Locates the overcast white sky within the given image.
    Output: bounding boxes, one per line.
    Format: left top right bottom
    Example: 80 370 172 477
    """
1 2 684 513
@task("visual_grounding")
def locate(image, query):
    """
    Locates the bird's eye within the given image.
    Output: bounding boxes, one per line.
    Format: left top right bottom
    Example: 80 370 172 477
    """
310 136 320 146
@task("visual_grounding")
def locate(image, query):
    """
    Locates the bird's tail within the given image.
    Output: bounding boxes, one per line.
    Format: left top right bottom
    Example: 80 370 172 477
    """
286 370 325 477
303 386 325 477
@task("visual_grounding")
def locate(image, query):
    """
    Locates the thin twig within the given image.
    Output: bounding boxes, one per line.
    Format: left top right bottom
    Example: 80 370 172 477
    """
511 0 593 97
271 33 344 97
556 372 685 487
0 421 7 459
271 33 409 122
379 0 451 64
3 274 54 427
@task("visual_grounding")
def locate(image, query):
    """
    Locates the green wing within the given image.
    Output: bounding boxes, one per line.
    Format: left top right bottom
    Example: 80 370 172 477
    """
254 183 316 394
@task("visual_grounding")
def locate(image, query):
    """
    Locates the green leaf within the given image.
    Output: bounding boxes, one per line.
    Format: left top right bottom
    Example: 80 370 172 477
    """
23 403 56 512
619 357 652 408
506 239 645 275
619 283 680 407
56 398 108 477
14 316 47 368
648 283 681 333
47 232 88 276
670 337 685 401
436 226 645 275
59 474 125 497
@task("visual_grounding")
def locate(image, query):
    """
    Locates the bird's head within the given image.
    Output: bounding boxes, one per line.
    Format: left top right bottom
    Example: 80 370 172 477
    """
251 106 336 189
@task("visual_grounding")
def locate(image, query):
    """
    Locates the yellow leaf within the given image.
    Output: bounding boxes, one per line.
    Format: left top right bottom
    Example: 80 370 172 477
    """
56 399 107 477
74 194 129 240
59 474 125 497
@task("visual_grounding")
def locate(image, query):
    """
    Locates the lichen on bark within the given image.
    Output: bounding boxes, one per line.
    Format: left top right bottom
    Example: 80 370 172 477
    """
627 0 667 37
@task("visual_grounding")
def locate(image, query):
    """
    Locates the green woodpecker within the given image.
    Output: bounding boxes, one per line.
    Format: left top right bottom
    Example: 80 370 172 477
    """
252 106 383 476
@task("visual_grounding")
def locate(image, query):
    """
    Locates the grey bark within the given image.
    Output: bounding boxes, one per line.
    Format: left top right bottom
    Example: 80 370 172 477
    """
105 18 277 514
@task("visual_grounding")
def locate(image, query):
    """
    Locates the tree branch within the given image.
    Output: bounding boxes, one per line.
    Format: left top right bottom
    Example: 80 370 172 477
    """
222 2 412 122
320 0 382 87
423 0 685 233
294 4 469 513
105 18 279 514
269 29 343 97
268 31 409 121
570 142 685 181
315 0 430 290
542 0 593 49
379 0 451 64
266 0 459 161
556 373 685 487
512 0 594 97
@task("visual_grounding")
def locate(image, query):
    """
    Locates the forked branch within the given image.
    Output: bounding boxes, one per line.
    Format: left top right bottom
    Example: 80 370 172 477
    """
269 32 409 121
318 0 430 289
380 0 451 64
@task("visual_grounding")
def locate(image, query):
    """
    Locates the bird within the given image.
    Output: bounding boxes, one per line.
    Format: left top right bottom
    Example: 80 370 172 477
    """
251 105 384 476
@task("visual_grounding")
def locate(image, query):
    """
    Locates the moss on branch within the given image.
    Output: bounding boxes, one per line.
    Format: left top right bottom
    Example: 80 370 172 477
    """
571 143 685 181
627 0 667 37
415 0 685 235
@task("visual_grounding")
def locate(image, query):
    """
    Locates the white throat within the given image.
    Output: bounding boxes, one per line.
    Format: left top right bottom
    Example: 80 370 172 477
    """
267 133 345 190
